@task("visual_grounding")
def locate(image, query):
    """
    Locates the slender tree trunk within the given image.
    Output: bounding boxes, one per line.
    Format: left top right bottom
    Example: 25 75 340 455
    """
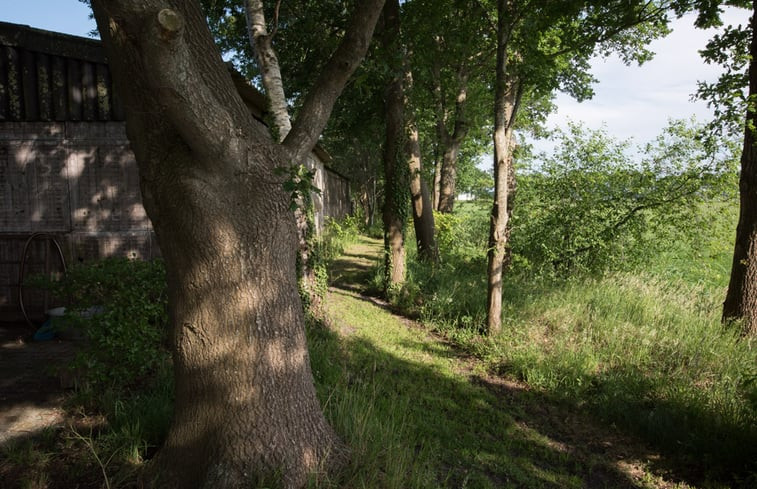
723 0 757 336
90 1 384 487
403 63 437 261
244 0 292 140
503 144 517 269
486 115 517 335
431 58 444 211
437 137 463 212
486 0 520 335
381 0 406 289
433 150 442 210
407 115 438 261
436 71 469 214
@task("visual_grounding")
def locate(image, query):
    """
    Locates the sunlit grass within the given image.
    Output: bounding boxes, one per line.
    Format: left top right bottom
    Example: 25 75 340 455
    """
395 217 757 485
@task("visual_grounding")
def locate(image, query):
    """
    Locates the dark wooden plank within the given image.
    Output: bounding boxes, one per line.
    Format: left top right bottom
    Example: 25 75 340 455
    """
36 52 52 121
51 55 66 121
0 46 7 121
81 61 96 121
112 79 125 121
0 143 32 231
0 22 106 64
0 262 19 309
66 57 81 121
68 144 95 231
5 46 23 120
30 144 70 232
21 49 38 121
95 63 111 120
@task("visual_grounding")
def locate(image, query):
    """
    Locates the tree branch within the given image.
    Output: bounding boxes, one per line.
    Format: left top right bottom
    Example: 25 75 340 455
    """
91 1 254 165
244 0 292 141
282 0 387 164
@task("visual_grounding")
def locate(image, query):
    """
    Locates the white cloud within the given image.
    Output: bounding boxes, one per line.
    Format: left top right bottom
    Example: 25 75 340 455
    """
539 6 752 149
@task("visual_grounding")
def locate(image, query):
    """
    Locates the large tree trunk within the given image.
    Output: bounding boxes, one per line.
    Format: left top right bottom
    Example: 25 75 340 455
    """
90 1 384 487
486 0 520 335
382 0 407 289
723 0 757 336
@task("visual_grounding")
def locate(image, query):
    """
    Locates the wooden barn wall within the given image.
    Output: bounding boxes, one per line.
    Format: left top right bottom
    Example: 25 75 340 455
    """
306 156 351 234
323 167 351 222
0 33 125 123
1 123 350 318
0 121 155 318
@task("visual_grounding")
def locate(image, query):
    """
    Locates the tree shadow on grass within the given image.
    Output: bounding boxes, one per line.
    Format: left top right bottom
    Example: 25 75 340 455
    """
308 322 663 489
537 364 757 488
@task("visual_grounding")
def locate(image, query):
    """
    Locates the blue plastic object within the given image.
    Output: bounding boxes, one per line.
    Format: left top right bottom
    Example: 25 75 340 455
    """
34 318 56 341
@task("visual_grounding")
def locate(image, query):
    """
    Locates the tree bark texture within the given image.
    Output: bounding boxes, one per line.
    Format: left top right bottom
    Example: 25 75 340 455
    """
486 0 520 335
90 1 384 487
437 140 461 213
244 0 317 312
404 63 437 261
381 0 407 289
407 115 438 262
723 0 757 336
503 145 517 270
433 150 442 210
244 0 292 141
435 68 469 214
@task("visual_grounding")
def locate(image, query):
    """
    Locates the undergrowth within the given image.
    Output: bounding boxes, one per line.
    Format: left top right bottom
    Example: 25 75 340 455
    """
383 200 757 486
5 201 756 488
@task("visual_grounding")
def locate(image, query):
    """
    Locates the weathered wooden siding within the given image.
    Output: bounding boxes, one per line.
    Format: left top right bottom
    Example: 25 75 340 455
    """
0 23 124 123
324 167 351 222
307 153 351 233
0 121 155 318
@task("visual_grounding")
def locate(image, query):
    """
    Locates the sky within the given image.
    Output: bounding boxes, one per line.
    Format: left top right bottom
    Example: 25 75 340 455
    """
545 6 751 148
0 1 752 150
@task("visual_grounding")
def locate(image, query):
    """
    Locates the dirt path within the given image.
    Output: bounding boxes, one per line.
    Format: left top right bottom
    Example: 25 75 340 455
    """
0 323 76 446
325 237 690 489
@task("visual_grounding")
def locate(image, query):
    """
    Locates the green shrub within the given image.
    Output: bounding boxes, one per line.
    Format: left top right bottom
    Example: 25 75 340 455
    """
512 120 738 276
322 215 362 262
34 258 169 395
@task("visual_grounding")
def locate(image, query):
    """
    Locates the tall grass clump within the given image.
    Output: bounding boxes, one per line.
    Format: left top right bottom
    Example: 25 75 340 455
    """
494 273 756 477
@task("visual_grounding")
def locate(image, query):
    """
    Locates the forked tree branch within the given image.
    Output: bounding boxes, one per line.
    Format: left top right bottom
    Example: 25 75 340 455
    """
283 0 387 163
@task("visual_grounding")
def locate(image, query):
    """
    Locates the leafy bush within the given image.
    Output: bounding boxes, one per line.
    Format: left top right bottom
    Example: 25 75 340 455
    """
512 120 738 276
396 209 489 330
322 215 362 262
34 258 169 395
